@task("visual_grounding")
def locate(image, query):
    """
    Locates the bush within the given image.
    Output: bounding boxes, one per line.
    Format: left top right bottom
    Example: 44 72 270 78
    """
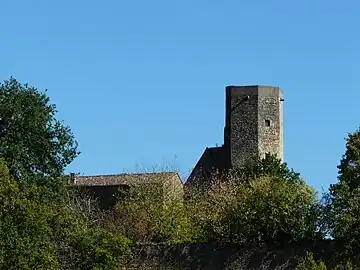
66 227 131 270
296 252 327 270
0 158 132 269
0 159 59 269
188 161 322 245
113 181 196 243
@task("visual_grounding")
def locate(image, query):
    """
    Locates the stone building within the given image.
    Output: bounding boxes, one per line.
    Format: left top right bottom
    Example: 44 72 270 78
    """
185 85 284 188
72 172 183 210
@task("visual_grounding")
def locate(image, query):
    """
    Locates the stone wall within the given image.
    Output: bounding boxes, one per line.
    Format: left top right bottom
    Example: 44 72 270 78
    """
226 86 259 169
257 86 283 161
225 85 283 169
123 241 350 269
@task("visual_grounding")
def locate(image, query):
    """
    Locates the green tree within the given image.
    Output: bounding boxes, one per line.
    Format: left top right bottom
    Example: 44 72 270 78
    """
113 181 195 243
0 157 131 269
0 76 132 268
0 158 59 269
191 175 321 245
0 77 79 180
66 227 131 270
337 127 360 191
238 153 301 183
327 127 360 253
188 156 323 245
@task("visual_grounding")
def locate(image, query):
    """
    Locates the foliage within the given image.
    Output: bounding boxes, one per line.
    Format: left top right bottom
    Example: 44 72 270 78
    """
238 153 302 182
337 128 360 191
189 161 322 245
326 127 360 253
332 260 356 270
0 77 79 180
0 77 132 269
67 227 131 270
113 181 196 243
0 158 59 269
0 159 131 269
296 252 327 270
296 252 357 270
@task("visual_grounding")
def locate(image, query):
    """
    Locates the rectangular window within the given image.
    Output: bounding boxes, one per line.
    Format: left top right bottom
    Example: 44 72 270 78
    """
265 120 271 127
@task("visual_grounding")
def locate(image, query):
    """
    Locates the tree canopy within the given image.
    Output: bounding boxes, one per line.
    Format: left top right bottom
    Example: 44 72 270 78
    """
0 77 131 269
0 77 79 180
238 153 302 183
327 127 360 253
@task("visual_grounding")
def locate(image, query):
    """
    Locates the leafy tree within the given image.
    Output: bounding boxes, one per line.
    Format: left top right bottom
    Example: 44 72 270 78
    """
0 157 131 269
238 153 301 183
187 156 323 245
0 77 132 269
66 227 131 270
0 77 79 180
185 155 324 245
327 127 360 253
336 127 360 191
0 158 59 269
191 174 321 245
113 181 195 243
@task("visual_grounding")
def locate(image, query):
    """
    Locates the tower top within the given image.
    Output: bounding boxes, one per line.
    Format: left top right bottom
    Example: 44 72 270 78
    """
226 85 283 95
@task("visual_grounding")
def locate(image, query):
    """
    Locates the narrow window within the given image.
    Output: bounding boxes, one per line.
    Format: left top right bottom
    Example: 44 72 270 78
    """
265 119 271 127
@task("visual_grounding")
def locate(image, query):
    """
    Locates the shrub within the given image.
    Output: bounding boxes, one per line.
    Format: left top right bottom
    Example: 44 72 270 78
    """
296 252 327 270
188 163 322 245
113 180 195 243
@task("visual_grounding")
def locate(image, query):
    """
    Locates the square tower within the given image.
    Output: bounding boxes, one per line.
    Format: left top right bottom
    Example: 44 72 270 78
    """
224 85 284 169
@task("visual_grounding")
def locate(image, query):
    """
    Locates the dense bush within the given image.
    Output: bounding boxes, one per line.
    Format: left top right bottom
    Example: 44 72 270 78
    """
111 155 324 247
0 158 132 270
188 172 322 245
295 252 327 270
113 181 196 243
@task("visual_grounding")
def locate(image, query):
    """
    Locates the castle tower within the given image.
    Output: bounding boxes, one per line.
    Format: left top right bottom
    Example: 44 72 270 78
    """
185 85 284 189
224 85 284 169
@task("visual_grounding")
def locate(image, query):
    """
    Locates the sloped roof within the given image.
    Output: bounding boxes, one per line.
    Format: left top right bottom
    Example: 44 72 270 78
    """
185 146 228 187
73 172 180 187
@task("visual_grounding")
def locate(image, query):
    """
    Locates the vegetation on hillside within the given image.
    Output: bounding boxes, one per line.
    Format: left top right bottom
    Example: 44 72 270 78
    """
2 77 360 268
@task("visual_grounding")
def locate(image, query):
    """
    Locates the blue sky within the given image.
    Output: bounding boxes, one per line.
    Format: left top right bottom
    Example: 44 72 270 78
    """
1 1 359 193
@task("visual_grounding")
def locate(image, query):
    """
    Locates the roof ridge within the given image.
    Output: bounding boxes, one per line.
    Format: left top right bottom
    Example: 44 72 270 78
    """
75 171 177 178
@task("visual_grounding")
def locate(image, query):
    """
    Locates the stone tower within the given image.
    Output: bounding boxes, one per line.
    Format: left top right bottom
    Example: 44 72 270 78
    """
186 85 284 187
224 85 284 169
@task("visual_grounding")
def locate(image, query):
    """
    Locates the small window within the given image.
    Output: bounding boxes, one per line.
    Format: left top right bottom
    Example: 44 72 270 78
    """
265 120 271 127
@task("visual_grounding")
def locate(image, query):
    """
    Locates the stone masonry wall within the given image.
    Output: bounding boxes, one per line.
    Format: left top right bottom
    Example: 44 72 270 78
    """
227 86 259 169
123 241 351 269
225 85 283 169
257 86 283 161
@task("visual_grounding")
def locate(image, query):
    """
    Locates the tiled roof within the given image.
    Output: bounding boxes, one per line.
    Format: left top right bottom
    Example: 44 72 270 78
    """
73 172 179 187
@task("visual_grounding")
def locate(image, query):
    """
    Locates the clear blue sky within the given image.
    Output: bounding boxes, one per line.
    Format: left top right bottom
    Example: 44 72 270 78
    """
1 1 359 193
